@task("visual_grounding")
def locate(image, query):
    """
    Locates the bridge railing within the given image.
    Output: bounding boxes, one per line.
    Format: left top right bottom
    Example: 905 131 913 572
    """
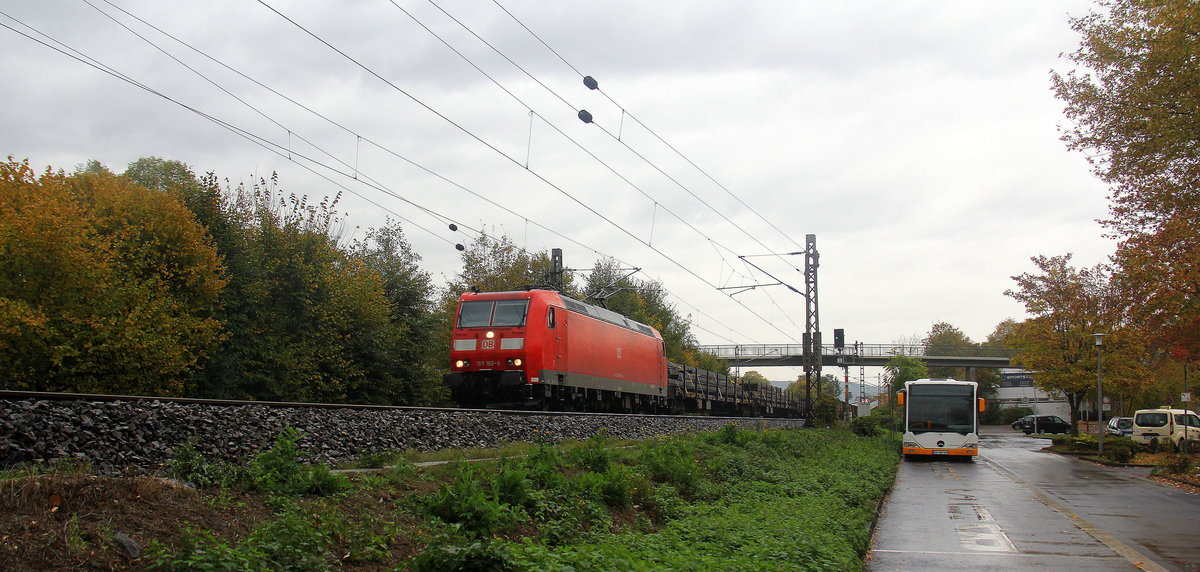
696 344 1019 360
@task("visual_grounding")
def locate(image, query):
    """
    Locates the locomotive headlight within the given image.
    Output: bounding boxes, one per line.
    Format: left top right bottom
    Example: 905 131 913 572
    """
455 359 470 368
513 358 522 367
485 331 495 339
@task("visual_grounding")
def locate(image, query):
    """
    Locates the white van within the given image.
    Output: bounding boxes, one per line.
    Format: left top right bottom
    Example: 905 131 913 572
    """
1131 408 1200 447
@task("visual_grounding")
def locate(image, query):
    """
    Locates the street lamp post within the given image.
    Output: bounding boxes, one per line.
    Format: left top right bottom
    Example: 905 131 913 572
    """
1094 333 1106 455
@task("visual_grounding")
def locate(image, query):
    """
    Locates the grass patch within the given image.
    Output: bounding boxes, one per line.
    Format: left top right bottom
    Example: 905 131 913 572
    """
3 424 898 571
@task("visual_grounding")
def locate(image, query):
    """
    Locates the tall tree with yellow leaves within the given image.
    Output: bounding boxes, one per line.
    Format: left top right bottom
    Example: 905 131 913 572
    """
1053 0 1200 364
0 159 225 395
1005 255 1150 432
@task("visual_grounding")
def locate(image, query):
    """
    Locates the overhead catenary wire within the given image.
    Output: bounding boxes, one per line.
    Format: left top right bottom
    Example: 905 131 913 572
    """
255 0 801 343
0 12 459 248
2 3 763 346
418 0 807 333
408 0 799 285
488 0 817 349
384 0 761 287
90 0 763 346
492 0 808 256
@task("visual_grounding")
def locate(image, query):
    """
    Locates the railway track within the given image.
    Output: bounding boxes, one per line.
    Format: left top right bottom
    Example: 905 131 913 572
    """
1 390 806 474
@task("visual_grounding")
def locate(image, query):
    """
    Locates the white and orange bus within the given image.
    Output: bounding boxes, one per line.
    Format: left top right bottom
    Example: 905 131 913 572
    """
897 378 985 459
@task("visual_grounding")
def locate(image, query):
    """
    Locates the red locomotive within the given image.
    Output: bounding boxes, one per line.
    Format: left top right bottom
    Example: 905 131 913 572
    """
444 289 802 417
443 289 667 411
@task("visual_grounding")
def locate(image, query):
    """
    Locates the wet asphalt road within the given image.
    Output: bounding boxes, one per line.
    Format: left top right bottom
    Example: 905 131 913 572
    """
867 427 1200 571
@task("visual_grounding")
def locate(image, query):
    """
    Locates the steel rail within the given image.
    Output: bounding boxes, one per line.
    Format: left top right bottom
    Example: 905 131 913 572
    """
0 390 792 421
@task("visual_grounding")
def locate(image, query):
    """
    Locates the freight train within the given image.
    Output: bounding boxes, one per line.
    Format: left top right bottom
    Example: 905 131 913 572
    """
443 289 801 417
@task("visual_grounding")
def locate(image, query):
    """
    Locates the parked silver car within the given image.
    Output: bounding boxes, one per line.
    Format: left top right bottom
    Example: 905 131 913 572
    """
1105 416 1133 437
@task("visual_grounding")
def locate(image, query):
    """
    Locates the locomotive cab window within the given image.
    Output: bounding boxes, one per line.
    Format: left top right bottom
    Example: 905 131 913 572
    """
547 307 556 329
457 301 493 328
492 300 529 327
457 299 530 328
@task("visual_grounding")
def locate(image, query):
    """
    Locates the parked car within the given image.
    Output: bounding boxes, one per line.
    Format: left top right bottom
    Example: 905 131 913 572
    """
1131 408 1200 447
1012 415 1034 431
1105 416 1134 437
1016 415 1071 435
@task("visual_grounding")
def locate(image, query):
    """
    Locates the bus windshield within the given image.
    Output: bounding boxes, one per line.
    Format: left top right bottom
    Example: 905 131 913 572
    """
907 384 975 435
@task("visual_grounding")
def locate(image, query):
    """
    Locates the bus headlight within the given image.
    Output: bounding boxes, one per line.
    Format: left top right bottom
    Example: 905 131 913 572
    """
903 441 918 448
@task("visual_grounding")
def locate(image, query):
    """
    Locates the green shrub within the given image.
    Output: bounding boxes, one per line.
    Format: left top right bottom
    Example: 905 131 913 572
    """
869 409 903 432
711 422 750 446
638 442 699 498
411 538 515 572
148 503 335 572
849 416 881 437
525 443 566 489
247 504 335 571
491 461 531 508
166 441 247 489
426 466 515 537
247 428 349 496
566 431 615 473
1103 445 1132 464
1154 453 1195 476
598 464 640 508
646 483 688 521
145 526 269 571
1067 435 1097 452
810 394 840 426
1104 436 1141 453
564 465 638 509
998 406 1034 425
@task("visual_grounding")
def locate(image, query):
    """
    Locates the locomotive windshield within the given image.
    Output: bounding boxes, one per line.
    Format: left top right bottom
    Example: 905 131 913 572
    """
457 299 529 328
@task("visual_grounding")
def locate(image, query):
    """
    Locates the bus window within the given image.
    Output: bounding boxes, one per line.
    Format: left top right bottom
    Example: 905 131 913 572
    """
907 383 974 434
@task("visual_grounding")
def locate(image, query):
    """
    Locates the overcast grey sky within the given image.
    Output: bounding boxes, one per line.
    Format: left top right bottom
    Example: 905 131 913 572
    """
1 1 1114 382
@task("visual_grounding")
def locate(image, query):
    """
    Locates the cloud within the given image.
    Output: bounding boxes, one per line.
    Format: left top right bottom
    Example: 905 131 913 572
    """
1 0 1110 360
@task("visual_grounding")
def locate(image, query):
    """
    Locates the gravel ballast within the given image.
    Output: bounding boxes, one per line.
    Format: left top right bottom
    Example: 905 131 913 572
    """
1 397 806 474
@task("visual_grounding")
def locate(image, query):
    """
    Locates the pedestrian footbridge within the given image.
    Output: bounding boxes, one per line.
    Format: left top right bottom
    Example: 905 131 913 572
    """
695 344 1016 369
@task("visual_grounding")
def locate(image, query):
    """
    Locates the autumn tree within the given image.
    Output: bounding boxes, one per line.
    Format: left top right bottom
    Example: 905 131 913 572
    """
0 159 225 395
1052 0 1200 363
445 233 567 296
883 355 929 395
347 220 445 405
922 321 1002 399
124 156 199 192
1005 254 1150 432
739 370 770 386
188 175 413 404
924 322 974 379
985 319 1020 348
